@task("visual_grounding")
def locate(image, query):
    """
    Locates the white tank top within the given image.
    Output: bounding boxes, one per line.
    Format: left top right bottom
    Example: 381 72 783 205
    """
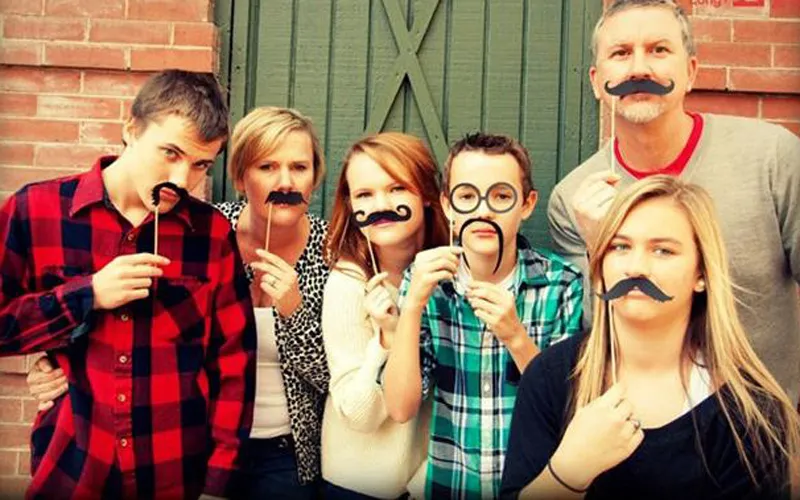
250 307 292 438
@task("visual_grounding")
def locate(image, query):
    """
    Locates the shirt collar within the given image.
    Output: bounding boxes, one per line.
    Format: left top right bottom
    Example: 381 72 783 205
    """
70 155 195 230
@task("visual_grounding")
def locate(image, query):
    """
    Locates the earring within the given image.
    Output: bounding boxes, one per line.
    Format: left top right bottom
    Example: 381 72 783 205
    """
695 279 705 292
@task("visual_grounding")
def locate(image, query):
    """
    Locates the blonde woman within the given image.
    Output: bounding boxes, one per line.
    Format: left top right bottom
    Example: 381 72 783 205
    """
27 107 331 499
501 176 798 499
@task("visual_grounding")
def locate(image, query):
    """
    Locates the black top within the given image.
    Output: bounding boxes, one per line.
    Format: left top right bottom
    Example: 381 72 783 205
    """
500 334 789 500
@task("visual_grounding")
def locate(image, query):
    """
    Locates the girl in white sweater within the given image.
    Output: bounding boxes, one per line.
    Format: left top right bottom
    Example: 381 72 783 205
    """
321 133 450 499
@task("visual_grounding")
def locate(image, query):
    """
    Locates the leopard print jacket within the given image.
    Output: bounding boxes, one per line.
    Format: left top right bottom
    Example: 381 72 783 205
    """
215 200 330 484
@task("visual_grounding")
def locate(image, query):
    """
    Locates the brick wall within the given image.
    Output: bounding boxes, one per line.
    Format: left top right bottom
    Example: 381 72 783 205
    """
0 0 216 496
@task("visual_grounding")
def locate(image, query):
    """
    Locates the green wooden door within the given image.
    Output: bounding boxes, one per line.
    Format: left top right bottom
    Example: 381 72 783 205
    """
215 0 601 249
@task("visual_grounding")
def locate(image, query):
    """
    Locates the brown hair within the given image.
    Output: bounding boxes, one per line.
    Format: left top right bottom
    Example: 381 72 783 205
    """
442 132 535 196
325 132 449 278
130 69 229 143
228 106 325 194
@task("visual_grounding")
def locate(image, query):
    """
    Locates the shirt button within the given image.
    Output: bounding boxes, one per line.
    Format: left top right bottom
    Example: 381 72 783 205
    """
483 383 491 393
117 394 127 403
118 354 128 364
120 313 130 322
120 438 129 448
126 233 135 242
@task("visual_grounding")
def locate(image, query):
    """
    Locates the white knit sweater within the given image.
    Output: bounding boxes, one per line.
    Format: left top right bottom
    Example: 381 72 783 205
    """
321 262 429 499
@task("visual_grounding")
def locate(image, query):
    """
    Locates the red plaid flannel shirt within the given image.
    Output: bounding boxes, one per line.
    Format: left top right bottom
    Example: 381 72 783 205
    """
0 157 256 499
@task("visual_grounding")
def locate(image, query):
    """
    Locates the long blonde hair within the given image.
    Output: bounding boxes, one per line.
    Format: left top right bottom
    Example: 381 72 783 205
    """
572 175 799 489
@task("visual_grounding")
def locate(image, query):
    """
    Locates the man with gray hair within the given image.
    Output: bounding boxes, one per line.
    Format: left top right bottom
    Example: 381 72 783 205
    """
547 0 800 401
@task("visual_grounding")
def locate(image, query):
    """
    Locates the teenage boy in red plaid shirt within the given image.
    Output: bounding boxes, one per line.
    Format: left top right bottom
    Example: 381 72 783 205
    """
0 70 256 499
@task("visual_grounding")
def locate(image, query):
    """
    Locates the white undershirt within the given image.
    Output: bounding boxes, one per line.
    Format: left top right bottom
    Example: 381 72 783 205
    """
250 307 292 439
680 358 713 416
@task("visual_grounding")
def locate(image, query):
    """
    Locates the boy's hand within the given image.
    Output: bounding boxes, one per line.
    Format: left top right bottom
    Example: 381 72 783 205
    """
92 253 169 310
27 356 68 411
253 249 302 318
407 246 462 309
571 171 621 250
466 281 525 345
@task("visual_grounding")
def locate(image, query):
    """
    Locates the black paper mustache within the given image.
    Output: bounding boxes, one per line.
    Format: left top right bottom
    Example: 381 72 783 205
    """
458 218 504 274
151 182 189 206
604 79 675 97
352 205 412 228
265 190 307 205
599 276 673 302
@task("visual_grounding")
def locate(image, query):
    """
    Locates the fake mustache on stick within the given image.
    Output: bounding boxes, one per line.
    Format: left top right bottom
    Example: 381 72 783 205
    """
458 218 504 274
265 190 307 205
151 182 189 206
598 276 673 302
604 79 676 97
352 205 412 228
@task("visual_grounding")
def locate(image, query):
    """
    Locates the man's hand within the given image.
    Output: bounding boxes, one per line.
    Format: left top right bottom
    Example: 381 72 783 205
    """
571 171 621 250
92 253 170 310
27 356 68 411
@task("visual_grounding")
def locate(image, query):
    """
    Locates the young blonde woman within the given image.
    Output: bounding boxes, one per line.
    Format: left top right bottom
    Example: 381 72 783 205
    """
27 107 332 499
321 132 449 499
501 175 799 499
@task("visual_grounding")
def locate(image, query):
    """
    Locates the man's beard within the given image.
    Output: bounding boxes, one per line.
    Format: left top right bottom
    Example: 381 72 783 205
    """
617 100 664 124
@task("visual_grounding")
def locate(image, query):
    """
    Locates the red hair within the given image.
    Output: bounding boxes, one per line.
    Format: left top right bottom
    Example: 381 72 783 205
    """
325 132 449 278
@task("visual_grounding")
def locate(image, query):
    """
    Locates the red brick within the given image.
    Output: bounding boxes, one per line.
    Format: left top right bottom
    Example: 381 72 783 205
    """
22 400 40 423
762 95 800 120
37 95 121 120
173 22 216 47
127 0 210 22
771 120 800 136
0 399 22 423
0 374 28 398
80 121 123 145
0 0 43 15
82 70 152 97
772 0 800 18
733 20 800 44
0 423 30 448
0 166 83 192
45 0 123 18
0 118 79 142
691 18 731 43
697 42 771 67
44 44 126 70
689 91 760 116
0 357 26 374
121 99 132 119
0 40 42 65
0 94 37 117
18 450 30 475
3 15 86 41
729 68 800 93
0 477 28 498
693 66 727 90
0 143 35 165
35 144 118 167
0 67 81 93
0 450 17 475
773 45 800 69
130 47 214 72
89 19 170 44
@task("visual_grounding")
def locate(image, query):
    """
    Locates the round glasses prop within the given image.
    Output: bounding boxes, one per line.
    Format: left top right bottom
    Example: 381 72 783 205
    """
449 182 518 215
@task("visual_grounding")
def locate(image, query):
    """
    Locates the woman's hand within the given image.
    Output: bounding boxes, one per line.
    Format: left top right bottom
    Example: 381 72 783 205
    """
252 249 303 318
27 356 68 411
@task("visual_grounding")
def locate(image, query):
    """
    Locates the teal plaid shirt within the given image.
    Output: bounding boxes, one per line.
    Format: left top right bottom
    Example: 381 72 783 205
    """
400 238 583 499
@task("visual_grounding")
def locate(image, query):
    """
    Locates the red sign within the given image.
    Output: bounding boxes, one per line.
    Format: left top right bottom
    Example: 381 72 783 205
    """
732 0 765 6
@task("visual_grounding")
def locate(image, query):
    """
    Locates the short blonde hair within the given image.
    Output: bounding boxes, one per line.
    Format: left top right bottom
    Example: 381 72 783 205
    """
228 106 325 193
